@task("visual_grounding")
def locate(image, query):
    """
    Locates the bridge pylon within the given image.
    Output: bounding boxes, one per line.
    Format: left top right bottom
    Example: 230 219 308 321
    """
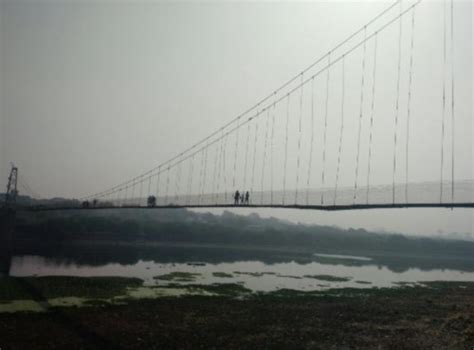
0 164 17 276
4 163 18 209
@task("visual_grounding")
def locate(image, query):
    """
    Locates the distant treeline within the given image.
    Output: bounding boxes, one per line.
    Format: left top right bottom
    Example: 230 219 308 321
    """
0 193 80 208
14 209 474 261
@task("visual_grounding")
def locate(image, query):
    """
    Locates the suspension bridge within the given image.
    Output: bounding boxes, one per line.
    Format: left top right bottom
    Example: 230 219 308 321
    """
3 0 473 212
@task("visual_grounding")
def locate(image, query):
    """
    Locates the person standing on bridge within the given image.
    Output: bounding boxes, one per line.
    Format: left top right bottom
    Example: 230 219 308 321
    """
234 190 240 205
245 191 250 205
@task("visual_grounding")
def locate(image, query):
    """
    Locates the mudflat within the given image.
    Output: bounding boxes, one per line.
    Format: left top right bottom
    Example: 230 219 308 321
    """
0 278 472 349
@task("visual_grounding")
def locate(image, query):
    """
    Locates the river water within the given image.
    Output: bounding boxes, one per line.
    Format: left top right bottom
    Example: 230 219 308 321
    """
9 251 474 292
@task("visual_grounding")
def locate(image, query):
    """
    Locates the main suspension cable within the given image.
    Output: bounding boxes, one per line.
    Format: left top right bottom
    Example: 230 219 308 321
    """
211 142 219 204
270 99 276 205
354 27 368 204
155 166 161 203
283 95 290 205
440 0 448 203
306 77 316 205
450 0 455 204
261 108 270 204
251 117 259 202
222 134 228 203
202 143 209 204
321 54 331 205
405 7 416 203
295 73 304 204
243 121 251 191
392 1 403 204
164 165 170 205
186 156 194 205
334 56 346 205
366 34 378 204
85 1 421 205
215 129 224 204
175 162 182 204
80 1 402 202
232 123 240 190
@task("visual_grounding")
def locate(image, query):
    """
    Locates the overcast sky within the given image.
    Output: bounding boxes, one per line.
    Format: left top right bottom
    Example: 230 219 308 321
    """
0 0 472 237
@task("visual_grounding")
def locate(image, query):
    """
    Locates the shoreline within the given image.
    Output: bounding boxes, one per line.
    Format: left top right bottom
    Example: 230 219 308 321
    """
0 277 472 348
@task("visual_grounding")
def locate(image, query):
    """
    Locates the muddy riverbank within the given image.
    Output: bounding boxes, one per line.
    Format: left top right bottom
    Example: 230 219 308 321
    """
0 277 472 349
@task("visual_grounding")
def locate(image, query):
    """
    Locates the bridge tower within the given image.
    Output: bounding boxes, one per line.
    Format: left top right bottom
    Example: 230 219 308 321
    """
0 164 18 276
4 164 18 208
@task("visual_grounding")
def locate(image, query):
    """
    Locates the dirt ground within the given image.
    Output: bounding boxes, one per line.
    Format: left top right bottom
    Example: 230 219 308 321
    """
0 282 473 349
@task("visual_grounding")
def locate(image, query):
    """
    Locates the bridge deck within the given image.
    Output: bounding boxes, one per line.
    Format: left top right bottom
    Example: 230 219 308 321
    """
20 202 474 212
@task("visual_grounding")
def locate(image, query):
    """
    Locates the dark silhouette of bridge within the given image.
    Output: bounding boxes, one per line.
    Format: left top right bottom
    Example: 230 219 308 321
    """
4 0 472 212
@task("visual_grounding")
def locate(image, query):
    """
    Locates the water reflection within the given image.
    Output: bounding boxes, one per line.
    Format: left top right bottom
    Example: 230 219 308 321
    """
12 242 474 273
0 250 12 277
313 253 372 261
0 209 14 277
10 255 474 292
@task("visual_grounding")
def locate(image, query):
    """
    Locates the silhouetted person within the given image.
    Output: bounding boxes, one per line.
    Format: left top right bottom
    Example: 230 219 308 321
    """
234 190 240 205
240 193 244 204
245 191 250 205
147 195 156 208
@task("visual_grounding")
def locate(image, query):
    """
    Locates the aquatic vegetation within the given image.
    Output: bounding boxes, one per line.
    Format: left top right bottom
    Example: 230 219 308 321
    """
153 272 201 282
0 275 473 314
0 276 143 301
0 300 46 313
162 283 253 298
192 283 253 298
212 272 233 278
393 281 420 287
313 253 372 261
276 274 303 279
233 271 276 277
303 275 352 282
125 286 215 299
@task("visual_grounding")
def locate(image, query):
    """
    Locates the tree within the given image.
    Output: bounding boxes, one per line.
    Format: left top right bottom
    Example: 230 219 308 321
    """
147 195 156 208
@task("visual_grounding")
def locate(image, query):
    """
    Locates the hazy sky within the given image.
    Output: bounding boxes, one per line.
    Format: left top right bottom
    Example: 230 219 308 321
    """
0 0 472 237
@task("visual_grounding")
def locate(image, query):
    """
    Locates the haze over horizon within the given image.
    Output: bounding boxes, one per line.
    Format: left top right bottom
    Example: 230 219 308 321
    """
1 0 472 237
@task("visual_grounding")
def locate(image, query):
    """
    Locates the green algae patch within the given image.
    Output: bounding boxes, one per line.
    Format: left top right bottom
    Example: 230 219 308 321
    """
48 296 90 308
0 296 91 313
162 283 253 298
0 276 143 302
276 274 303 279
153 272 201 282
303 275 352 282
124 286 216 299
212 272 233 278
0 278 250 313
233 271 276 277
198 283 252 297
118 283 248 301
0 277 145 313
0 300 46 313
263 289 320 298
127 287 189 298
2 275 472 314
